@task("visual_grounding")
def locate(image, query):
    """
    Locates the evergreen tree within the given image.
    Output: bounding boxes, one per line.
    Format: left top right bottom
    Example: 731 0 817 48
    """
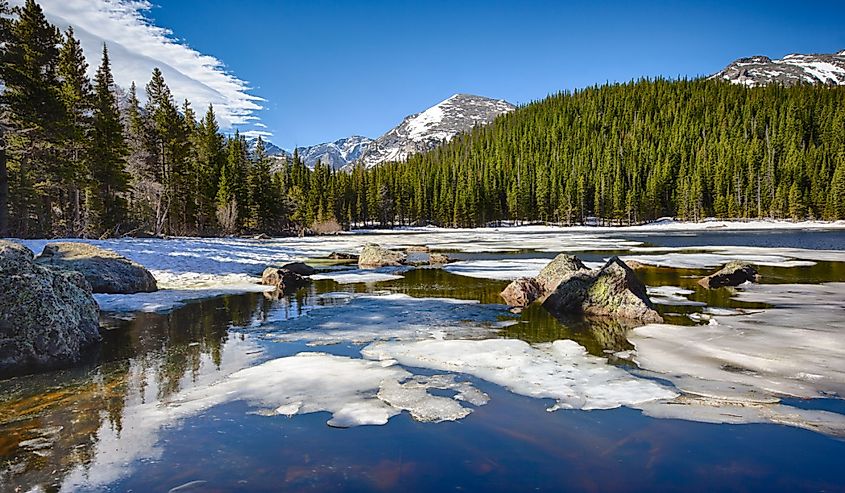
0 0 13 236
87 44 130 237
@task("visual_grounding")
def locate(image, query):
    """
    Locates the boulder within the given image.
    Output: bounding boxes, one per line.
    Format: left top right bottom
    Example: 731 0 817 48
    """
406 245 430 253
543 257 662 323
280 262 316 276
429 253 452 265
535 254 588 292
0 241 100 373
35 242 157 294
328 251 358 261
500 277 543 308
698 261 759 289
624 259 648 270
261 267 307 293
358 244 406 268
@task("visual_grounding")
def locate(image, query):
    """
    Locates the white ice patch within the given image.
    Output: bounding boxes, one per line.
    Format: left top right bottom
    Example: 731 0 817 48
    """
177 352 482 427
629 282 845 403
311 269 404 284
443 258 551 280
622 252 816 269
95 283 274 313
647 286 705 306
362 338 678 411
267 293 511 345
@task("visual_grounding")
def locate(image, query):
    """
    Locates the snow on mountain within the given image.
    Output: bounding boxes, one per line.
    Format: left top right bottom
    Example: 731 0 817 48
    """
247 138 288 158
712 50 845 87
353 94 516 169
294 136 375 169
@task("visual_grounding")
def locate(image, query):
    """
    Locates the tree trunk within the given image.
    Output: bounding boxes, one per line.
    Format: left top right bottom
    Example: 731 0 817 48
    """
0 135 8 237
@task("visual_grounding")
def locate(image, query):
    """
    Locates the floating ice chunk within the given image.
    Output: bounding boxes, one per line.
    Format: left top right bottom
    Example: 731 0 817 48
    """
443 258 551 280
647 286 705 306
95 284 274 313
267 293 511 345
178 352 482 428
629 283 845 402
311 269 404 284
622 252 816 269
362 338 678 411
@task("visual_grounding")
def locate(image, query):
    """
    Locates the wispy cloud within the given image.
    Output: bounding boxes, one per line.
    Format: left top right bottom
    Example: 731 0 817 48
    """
13 0 265 130
240 130 274 139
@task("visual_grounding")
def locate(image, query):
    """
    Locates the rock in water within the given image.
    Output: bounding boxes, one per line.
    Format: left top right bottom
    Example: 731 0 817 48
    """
261 267 307 293
500 277 543 308
535 254 589 292
358 244 407 268
280 262 317 276
698 261 759 289
429 253 452 265
0 241 100 372
543 257 662 323
35 242 157 294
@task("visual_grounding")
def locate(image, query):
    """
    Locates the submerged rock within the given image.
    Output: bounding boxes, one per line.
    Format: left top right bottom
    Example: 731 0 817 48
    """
358 244 407 268
698 261 759 289
543 257 662 323
280 261 317 276
535 254 588 292
328 251 358 261
500 277 543 308
35 242 157 294
0 241 100 372
261 267 308 293
429 253 452 265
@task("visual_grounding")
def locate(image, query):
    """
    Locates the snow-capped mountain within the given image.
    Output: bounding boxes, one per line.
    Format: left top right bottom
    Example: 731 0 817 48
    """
247 138 288 158
249 93 514 171
712 50 845 87
354 94 516 169
294 136 374 169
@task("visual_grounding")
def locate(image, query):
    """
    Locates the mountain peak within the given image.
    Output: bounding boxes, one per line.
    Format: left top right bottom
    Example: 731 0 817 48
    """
712 50 845 86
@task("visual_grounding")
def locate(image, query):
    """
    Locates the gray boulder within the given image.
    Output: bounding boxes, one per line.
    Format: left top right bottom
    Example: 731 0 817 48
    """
543 257 662 323
35 242 157 294
261 267 307 293
280 262 317 276
0 241 100 372
358 244 406 268
535 254 588 292
500 277 543 308
698 261 759 289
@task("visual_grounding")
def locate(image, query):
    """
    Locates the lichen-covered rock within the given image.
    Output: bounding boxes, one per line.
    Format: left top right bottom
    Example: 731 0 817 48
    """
500 277 543 308
0 241 100 373
280 262 316 276
429 253 452 265
698 262 759 289
543 257 662 323
261 267 307 293
358 244 406 268
35 242 157 294
535 254 588 292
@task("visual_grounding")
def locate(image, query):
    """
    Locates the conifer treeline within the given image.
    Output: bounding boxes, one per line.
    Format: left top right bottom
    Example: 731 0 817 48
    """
348 79 845 227
0 0 305 238
2 1 844 239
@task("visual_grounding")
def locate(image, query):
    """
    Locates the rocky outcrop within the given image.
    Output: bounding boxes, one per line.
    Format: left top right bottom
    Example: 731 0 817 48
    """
0 241 100 373
535 254 588 292
500 277 543 308
429 253 452 265
280 262 317 276
698 262 759 289
261 267 308 293
542 257 662 323
35 242 157 294
500 254 588 308
358 244 407 268
328 252 358 261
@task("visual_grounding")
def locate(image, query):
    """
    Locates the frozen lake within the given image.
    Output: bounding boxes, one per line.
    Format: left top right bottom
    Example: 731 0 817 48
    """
2 224 845 492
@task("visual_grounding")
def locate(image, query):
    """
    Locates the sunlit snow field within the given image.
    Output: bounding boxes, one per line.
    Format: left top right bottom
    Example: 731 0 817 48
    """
4 221 845 492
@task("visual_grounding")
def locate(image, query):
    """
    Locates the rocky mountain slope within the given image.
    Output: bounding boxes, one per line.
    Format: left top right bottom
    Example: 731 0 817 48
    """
712 50 845 86
354 94 516 169
252 93 515 171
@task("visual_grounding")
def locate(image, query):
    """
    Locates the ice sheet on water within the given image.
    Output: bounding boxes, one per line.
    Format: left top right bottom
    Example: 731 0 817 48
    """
311 269 405 284
266 293 513 345
629 283 845 403
647 286 705 306
443 259 552 280
622 252 816 269
361 338 678 411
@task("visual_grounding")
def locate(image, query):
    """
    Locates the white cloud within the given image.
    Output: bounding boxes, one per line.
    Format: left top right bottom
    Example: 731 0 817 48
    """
13 0 265 129
240 129 274 139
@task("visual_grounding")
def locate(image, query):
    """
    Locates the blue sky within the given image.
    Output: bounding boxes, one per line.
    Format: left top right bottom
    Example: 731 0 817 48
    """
57 0 845 148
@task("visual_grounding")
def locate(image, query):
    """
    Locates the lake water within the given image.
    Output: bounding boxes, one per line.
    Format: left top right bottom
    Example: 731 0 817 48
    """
2 228 845 492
